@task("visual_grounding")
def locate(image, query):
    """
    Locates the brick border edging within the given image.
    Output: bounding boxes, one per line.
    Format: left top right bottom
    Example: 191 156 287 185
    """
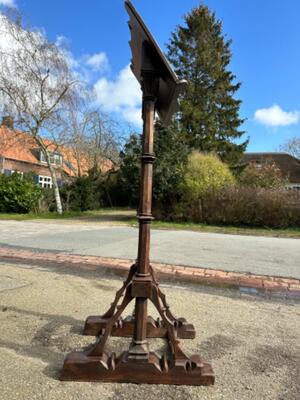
0 246 299 297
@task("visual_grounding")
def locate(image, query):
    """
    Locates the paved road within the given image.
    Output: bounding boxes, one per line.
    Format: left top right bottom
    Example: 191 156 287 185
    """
0 220 299 278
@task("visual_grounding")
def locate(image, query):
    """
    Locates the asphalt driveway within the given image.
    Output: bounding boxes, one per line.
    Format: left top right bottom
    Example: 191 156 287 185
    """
0 220 299 279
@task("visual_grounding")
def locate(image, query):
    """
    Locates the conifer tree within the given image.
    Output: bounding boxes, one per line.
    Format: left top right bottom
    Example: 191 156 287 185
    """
167 4 248 166
117 122 188 209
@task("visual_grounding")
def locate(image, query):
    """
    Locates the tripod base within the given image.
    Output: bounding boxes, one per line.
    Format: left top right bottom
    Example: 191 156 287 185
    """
83 315 196 339
60 350 214 386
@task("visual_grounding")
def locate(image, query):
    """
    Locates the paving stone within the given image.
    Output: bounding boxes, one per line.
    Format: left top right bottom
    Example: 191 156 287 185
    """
0 246 299 297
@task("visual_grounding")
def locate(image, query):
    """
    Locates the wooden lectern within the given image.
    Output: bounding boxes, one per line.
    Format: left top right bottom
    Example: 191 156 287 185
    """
60 1 215 385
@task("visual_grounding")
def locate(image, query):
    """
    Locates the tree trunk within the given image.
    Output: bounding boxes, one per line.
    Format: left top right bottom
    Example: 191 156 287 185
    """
198 198 204 222
74 148 82 177
37 141 63 214
48 162 63 214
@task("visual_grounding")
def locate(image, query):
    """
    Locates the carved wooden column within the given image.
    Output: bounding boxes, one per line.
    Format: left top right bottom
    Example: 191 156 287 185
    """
129 74 159 361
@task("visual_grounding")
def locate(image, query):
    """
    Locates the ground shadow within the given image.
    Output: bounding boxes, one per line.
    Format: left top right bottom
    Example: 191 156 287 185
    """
0 305 87 379
246 344 300 400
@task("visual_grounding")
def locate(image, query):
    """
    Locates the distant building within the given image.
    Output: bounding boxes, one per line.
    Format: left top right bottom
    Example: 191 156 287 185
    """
0 117 111 188
243 152 300 191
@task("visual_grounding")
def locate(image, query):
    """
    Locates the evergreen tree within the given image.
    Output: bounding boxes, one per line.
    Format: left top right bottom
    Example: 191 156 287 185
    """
117 134 141 207
167 4 248 166
117 122 188 211
152 122 188 213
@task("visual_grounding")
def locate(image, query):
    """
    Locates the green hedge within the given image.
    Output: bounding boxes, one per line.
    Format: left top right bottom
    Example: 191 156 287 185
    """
0 173 42 213
159 186 300 229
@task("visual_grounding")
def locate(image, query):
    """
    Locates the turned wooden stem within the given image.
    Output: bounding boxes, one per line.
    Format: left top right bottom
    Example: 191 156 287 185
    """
137 97 155 275
132 75 158 350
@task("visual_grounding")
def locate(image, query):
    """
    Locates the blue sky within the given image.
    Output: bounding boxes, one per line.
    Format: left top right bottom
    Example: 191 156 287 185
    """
1 0 300 152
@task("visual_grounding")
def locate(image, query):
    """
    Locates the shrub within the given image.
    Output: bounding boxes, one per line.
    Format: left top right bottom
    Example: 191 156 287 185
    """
100 171 128 208
164 153 300 228
0 172 42 213
238 161 286 189
181 186 300 228
60 175 100 212
181 152 235 221
183 152 235 196
39 187 56 212
43 171 128 213
116 134 141 207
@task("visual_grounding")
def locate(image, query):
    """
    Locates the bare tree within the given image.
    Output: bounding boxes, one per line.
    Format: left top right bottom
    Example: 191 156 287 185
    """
0 14 79 213
279 136 300 159
60 106 121 176
85 110 121 171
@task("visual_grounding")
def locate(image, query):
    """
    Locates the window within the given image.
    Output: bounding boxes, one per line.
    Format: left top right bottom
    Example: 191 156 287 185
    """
51 153 63 165
39 175 52 188
11 170 24 177
4 169 12 176
2 169 23 177
65 160 76 173
254 160 262 169
286 184 300 191
40 151 63 166
40 152 46 163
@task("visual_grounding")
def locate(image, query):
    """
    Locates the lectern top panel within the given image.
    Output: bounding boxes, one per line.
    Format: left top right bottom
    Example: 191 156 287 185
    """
125 0 187 125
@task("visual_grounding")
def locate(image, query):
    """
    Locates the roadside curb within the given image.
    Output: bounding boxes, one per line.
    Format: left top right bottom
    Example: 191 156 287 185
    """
0 246 299 298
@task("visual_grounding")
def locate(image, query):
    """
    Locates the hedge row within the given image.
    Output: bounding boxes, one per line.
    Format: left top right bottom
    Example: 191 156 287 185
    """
155 186 300 229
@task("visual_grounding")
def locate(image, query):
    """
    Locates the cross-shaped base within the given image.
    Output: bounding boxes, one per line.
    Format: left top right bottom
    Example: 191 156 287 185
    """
60 264 214 385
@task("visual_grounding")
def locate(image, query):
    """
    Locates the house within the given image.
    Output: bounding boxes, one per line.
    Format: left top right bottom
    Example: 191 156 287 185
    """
0 117 112 188
243 152 300 190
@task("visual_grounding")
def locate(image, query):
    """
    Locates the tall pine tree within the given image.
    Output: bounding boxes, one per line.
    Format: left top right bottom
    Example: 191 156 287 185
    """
117 122 188 211
167 4 248 167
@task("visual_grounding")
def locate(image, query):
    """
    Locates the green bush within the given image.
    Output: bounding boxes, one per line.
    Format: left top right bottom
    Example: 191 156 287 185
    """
0 173 42 213
116 134 141 207
60 175 101 212
183 151 235 195
39 187 56 212
179 186 300 228
158 152 299 228
180 152 235 221
238 161 286 189
100 171 127 208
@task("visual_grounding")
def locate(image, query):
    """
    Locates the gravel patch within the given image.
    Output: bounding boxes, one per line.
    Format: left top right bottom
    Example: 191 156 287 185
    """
0 262 299 400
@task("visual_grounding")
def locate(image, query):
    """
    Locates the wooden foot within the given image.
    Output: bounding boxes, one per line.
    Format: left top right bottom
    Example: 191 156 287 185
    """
83 263 195 339
66 277 214 385
83 315 195 339
60 350 214 386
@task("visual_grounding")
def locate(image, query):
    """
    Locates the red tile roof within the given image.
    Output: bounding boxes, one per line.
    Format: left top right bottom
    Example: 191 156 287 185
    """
0 125 112 176
243 152 300 183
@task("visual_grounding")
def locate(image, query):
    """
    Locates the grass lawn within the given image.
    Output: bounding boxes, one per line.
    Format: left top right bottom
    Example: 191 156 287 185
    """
151 220 300 238
0 209 137 223
0 208 299 238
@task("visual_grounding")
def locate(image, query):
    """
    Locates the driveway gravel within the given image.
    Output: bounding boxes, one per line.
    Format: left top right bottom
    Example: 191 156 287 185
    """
0 261 299 400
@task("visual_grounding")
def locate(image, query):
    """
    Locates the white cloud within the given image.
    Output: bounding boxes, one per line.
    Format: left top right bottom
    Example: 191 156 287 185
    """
55 35 79 69
55 35 69 48
0 0 16 7
85 52 109 72
93 64 142 126
55 42 109 82
254 104 300 127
